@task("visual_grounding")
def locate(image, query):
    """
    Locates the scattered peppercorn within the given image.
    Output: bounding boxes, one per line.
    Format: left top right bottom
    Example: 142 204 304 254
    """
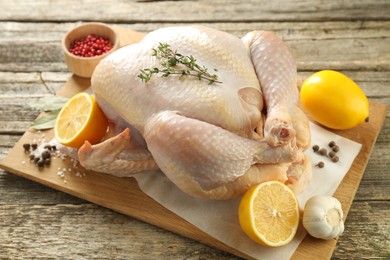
23 143 31 151
309 141 341 165
41 150 51 159
29 153 35 160
44 158 51 165
21 141 58 169
316 161 325 168
69 34 114 57
319 148 327 156
331 156 339 163
37 159 45 167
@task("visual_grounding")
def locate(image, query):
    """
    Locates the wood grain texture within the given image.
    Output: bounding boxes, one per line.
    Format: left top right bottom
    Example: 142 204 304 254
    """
1 21 390 72
2 0 390 22
2 165 388 260
0 203 239 259
0 1 389 258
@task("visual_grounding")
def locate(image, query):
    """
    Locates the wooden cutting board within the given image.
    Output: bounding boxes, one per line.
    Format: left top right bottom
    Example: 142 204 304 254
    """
0 26 388 259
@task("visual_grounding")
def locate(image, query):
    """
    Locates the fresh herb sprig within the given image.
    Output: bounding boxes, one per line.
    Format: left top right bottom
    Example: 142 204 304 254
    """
138 43 221 85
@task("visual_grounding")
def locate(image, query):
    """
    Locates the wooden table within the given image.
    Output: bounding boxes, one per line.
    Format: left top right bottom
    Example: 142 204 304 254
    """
1 1 389 259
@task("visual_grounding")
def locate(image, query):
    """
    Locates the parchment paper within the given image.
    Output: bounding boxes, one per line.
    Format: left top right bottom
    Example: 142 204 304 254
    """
133 122 362 259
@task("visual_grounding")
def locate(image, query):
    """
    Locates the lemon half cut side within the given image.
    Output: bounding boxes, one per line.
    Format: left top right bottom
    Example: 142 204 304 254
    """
54 92 108 148
238 181 300 247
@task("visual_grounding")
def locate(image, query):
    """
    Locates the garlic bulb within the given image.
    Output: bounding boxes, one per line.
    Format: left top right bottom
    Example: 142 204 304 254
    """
302 195 344 239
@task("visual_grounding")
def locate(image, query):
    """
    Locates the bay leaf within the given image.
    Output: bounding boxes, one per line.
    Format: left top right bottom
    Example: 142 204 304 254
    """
30 109 61 130
29 96 68 112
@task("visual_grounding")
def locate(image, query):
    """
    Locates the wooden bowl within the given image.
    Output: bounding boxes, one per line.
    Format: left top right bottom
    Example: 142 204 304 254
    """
62 22 120 78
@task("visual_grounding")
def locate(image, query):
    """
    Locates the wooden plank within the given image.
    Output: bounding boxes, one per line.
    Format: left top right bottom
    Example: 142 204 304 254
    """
2 21 390 41
1 165 389 257
0 201 387 259
1 0 390 22
333 201 390 258
0 27 388 259
0 203 239 259
1 21 390 72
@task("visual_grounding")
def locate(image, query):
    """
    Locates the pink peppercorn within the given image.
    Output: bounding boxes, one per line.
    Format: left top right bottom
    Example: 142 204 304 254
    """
69 34 113 57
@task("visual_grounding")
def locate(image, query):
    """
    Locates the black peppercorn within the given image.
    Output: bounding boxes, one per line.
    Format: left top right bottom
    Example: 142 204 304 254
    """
41 150 51 159
312 145 319 152
29 153 35 160
328 141 336 148
316 161 325 168
23 143 31 151
332 156 339 163
44 158 51 165
332 145 340 153
31 143 38 150
328 151 336 158
37 159 45 167
319 148 327 156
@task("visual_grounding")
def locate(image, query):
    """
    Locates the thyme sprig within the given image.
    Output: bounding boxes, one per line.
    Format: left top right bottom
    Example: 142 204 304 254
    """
138 42 221 85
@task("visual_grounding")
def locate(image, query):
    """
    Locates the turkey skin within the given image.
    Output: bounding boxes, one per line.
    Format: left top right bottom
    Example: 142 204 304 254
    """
77 25 311 199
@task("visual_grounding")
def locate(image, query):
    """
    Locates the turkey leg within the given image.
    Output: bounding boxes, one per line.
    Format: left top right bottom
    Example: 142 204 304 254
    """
143 110 299 191
242 30 299 147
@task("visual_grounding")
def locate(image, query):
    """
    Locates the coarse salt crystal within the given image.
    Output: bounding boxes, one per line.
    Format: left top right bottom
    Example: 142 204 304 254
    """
57 171 64 178
21 161 26 165
72 160 79 168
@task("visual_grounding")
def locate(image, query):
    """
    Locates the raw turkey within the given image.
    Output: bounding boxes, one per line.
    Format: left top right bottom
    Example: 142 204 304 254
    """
77 25 312 199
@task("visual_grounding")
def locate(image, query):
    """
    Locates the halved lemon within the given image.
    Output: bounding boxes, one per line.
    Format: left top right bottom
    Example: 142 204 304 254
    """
238 181 299 247
54 92 108 148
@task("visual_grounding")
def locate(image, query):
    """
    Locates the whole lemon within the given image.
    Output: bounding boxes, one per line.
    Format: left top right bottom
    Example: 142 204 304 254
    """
300 70 369 130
